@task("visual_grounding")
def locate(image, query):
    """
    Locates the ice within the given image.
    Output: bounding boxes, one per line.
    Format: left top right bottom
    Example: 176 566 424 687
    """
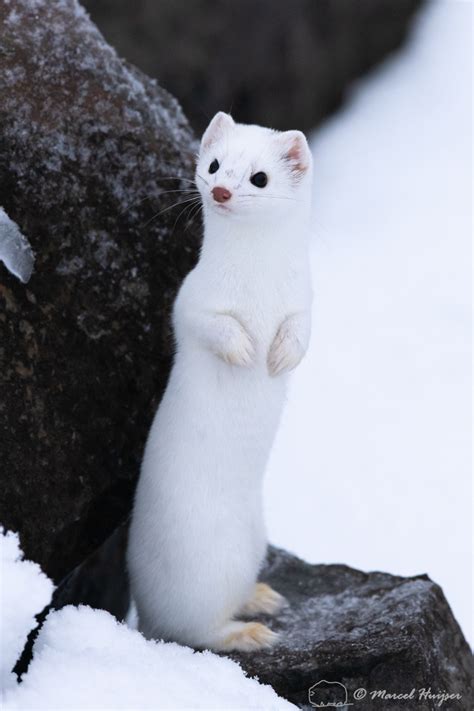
265 0 472 645
0 208 35 283
2 605 295 710
0 529 54 691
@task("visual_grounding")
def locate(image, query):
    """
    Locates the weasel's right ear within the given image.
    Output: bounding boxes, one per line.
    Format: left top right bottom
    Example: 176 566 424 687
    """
201 112 235 151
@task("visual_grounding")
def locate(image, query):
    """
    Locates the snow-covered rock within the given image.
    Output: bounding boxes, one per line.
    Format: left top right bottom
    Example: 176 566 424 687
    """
0 530 53 691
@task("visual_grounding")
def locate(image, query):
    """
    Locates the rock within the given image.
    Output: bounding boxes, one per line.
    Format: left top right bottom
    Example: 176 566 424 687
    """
81 0 423 134
14 543 473 709
13 523 130 678
0 0 201 582
230 547 473 710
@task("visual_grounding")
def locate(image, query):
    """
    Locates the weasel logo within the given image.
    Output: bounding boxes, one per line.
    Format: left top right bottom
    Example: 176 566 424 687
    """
308 680 353 708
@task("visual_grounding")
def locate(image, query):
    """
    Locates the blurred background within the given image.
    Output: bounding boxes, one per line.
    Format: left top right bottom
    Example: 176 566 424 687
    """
82 0 422 134
81 0 472 645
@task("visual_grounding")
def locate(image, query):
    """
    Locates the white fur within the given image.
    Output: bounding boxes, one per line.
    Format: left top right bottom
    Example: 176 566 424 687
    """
127 113 313 650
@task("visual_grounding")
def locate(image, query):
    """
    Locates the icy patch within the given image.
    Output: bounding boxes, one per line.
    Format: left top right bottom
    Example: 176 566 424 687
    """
3 606 295 710
0 208 35 283
0 529 54 692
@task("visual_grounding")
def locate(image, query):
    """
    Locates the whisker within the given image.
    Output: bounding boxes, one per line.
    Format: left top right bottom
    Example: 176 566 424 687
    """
156 188 199 196
142 196 201 229
171 198 202 234
120 184 198 216
154 176 197 185
184 201 203 232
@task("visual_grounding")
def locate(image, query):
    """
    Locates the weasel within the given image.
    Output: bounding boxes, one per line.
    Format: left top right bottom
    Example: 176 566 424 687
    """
127 112 313 652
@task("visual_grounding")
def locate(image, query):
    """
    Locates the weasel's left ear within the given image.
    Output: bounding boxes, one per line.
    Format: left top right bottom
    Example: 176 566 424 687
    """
276 130 312 178
201 112 235 151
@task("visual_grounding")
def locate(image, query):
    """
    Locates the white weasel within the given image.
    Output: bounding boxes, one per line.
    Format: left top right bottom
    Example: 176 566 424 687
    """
127 112 313 652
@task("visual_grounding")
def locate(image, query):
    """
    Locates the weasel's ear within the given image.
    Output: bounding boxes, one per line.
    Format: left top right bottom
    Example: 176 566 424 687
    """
276 130 312 178
201 112 235 151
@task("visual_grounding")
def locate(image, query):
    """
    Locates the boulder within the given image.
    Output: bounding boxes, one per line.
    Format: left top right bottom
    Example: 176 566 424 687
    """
0 0 424 590
81 0 423 133
15 542 473 710
0 0 201 582
232 547 473 710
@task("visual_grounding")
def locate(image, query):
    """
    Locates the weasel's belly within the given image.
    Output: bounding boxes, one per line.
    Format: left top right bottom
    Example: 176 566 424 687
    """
136 347 285 540
162 347 286 473
128 349 285 640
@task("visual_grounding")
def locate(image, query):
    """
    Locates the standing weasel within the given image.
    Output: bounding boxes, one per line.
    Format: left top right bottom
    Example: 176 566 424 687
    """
127 112 313 652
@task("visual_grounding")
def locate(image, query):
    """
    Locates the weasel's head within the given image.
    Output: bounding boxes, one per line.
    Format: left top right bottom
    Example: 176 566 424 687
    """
196 112 312 225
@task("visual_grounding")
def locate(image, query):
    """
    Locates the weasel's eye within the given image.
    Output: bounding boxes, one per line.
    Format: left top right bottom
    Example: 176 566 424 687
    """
250 171 268 188
209 159 219 174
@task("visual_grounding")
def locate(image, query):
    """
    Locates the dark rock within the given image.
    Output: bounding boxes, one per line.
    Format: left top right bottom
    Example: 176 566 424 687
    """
50 521 130 620
0 0 201 582
231 547 473 710
81 0 423 134
15 539 473 711
14 523 130 679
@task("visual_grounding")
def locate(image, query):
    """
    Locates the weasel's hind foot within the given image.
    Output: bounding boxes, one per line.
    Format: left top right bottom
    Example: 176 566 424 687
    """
211 620 279 652
240 583 286 616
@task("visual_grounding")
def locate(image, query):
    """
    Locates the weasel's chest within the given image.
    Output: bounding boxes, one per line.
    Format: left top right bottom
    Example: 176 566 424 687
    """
216 250 298 298
207 262 295 328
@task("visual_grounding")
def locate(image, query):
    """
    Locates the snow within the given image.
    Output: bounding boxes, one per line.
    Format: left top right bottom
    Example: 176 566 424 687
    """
1 531 292 709
2 606 294 710
0 529 53 691
0 208 35 283
265 0 472 645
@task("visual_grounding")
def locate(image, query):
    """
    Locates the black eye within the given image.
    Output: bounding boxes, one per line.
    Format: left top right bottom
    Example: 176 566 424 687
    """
209 159 219 174
250 171 268 188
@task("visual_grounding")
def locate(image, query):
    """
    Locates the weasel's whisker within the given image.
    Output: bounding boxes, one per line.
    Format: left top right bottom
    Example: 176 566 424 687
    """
171 198 202 234
156 189 199 197
184 201 203 233
120 185 199 216
142 196 201 229
155 176 197 185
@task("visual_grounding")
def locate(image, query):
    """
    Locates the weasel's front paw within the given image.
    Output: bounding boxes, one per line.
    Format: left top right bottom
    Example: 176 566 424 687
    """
213 317 255 367
268 322 305 377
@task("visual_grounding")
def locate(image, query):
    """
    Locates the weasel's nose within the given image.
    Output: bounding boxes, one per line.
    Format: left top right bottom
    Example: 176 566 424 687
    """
212 186 232 203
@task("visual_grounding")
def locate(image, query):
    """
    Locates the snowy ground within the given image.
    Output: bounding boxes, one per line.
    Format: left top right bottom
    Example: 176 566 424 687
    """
0 530 53 692
265 0 472 645
0 532 294 710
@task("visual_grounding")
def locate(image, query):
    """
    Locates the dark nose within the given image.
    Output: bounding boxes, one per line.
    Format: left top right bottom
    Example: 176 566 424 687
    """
212 186 232 203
